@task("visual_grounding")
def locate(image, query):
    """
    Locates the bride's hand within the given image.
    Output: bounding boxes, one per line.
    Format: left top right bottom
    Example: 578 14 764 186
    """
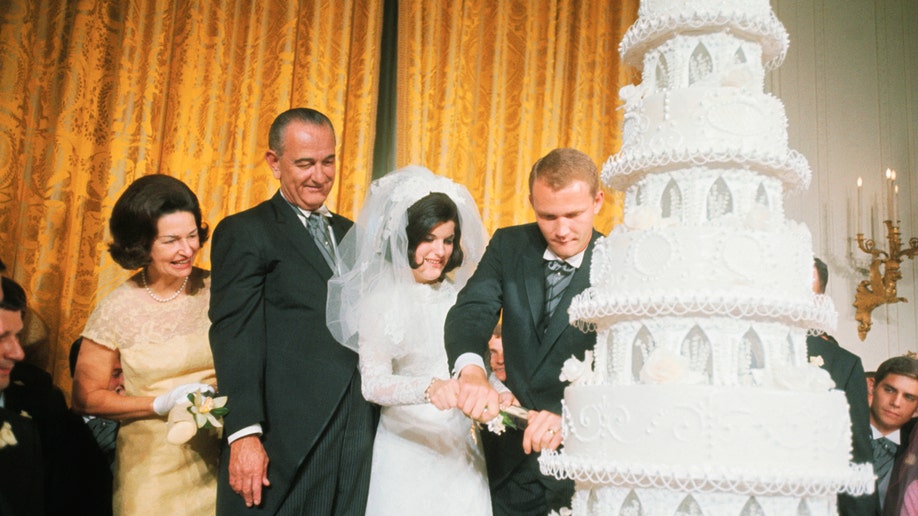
426 378 459 410
498 391 518 410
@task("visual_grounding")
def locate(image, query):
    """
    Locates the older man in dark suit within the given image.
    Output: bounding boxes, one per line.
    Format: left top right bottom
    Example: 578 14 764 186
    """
446 148 604 515
209 108 376 514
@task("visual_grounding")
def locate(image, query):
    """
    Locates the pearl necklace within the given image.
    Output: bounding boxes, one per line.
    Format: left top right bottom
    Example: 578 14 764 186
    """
141 269 189 303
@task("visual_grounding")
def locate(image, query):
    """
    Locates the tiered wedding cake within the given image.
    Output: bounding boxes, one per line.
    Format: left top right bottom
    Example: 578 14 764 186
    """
539 1 875 514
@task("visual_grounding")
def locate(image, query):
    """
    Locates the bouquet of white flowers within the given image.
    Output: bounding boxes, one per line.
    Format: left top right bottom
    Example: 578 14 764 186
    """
166 389 229 445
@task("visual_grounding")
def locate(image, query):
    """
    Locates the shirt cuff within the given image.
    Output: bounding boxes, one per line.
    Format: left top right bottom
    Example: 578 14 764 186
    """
453 353 487 378
488 373 510 393
227 424 263 444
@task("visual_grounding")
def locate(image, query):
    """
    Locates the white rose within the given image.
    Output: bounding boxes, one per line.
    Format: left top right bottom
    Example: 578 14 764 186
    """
619 84 647 107
640 348 691 384
559 351 594 385
745 203 771 230
0 421 17 448
624 206 658 230
765 365 834 392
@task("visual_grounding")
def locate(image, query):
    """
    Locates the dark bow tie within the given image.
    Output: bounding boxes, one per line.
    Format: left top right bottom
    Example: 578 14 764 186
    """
546 259 575 275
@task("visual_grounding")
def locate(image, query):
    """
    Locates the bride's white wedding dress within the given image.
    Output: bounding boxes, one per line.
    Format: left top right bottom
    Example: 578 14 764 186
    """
359 279 491 516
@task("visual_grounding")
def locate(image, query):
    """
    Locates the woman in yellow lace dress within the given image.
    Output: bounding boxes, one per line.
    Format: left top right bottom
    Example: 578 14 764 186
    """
73 175 218 515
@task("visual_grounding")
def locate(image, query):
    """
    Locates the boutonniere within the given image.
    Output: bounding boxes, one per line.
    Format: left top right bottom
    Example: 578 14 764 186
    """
165 389 229 445
0 421 17 449
809 355 825 367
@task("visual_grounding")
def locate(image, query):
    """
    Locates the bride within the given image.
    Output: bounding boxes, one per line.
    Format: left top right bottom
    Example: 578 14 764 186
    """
327 166 491 515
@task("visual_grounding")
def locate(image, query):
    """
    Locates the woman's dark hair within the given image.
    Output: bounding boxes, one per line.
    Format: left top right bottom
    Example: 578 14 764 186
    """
0 276 27 316
108 175 209 270
406 192 463 280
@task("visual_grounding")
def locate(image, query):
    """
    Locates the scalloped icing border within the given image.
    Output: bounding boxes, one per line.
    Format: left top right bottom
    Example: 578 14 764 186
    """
620 12 789 71
540 451 876 497
602 149 811 194
567 291 838 334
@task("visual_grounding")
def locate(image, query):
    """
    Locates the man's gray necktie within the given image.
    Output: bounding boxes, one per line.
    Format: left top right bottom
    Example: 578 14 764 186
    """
86 417 118 458
306 214 337 271
541 259 575 333
873 436 898 483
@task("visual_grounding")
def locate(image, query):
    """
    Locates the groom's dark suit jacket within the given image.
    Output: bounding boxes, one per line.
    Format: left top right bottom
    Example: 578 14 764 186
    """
806 333 879 515
210 192 376 514
445 223 600 498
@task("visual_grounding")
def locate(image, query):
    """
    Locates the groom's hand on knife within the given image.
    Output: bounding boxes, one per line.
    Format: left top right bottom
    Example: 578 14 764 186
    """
523 410 563 454
456 365 502 422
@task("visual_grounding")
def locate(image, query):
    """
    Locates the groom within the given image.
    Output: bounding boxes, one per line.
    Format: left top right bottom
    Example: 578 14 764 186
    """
210 108 376 514
445 148 604 514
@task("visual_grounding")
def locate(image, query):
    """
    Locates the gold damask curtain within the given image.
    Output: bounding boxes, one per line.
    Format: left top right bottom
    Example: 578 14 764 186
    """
396 0 637 233
0 0 383 392
1 0 637 395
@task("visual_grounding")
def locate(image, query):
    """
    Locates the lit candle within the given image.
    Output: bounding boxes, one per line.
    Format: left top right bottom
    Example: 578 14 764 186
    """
857 176 863 234
891 170 897 222
894 183 899 223
886 168 892 221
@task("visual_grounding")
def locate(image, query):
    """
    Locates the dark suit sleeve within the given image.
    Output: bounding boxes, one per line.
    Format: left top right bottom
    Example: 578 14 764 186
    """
209 214 269 435
826 338 879 516
444 229 506 369
841 354 873 467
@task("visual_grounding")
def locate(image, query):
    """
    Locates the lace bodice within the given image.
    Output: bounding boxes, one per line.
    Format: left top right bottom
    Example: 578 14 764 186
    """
81 274 214 398
358 279 458 406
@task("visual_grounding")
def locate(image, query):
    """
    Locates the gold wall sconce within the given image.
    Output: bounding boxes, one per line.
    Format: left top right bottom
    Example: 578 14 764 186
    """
853 171 918 340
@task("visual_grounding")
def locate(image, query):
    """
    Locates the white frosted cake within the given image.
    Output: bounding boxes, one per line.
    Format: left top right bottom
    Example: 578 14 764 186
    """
540 1 875 514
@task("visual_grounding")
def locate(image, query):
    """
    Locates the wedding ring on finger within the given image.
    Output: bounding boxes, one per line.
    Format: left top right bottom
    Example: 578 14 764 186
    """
483 405 490 414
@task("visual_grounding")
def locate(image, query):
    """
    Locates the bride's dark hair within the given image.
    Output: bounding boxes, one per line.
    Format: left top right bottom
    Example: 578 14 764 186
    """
405 192 464 280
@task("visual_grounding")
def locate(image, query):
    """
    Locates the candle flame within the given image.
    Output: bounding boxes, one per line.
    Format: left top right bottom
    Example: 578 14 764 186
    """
857 177 862 187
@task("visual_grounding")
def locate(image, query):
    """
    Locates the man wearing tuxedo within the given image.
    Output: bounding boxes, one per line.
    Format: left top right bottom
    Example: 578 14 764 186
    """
210 108 376 514
806 257 877 515
0 275 42 516
0 277 111 515
445 148 604 515
869 356 918 513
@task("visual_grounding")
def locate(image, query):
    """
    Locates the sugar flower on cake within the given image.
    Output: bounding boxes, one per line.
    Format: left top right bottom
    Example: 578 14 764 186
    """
619 83 648 108
0 421 16 449
759 364 834 392
744 203 772 231
639 348 705 385
166 389 229 445
559 351 594 386
623 205 658 231
721 65 755 89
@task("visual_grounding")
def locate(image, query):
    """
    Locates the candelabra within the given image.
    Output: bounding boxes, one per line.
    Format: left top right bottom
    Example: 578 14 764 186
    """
853 221 918 340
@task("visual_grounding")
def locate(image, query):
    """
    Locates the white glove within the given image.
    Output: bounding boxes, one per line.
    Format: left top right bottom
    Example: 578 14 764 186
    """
153 383 215 416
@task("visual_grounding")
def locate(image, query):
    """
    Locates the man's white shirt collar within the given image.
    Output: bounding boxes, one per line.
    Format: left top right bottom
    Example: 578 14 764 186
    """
872 424 902 444
278 189 332 220
543 248 585 269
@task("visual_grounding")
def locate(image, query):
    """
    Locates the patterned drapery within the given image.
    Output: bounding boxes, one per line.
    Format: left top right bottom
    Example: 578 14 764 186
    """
0 0 636 395
396 0 637 232
0 0 384 392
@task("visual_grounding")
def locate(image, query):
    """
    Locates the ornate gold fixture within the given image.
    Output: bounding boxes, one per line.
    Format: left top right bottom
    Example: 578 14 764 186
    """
853 171 918 340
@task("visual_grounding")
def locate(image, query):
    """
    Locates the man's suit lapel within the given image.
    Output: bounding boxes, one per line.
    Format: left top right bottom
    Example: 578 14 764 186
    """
522 254 545 336
268 193 334 279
